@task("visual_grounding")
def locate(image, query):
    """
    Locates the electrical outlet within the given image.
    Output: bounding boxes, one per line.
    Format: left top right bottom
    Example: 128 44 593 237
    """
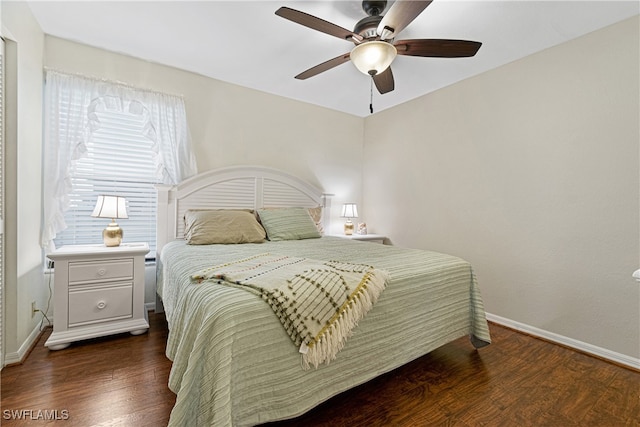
31 301 37 317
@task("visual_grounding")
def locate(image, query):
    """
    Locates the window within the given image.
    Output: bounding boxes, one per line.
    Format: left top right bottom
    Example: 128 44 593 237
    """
42 71 197 258
54 106 159 256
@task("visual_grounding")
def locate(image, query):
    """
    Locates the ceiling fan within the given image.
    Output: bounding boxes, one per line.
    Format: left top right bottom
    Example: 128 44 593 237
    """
275 0 482 95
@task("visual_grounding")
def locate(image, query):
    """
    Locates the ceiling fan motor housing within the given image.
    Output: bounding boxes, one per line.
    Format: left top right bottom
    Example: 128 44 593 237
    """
354 15 383 40
355 0 388 40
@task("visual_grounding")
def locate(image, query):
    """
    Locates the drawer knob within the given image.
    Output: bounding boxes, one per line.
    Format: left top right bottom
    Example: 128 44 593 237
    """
97 301 107 310
97 268 107 276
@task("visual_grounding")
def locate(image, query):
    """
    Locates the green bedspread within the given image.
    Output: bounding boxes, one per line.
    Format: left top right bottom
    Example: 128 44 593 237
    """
191 253 389 369
159 236 491 426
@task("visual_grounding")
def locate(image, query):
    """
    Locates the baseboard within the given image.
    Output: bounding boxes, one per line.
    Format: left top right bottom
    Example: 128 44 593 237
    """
3 322 45 367
486 312 640 371
145 302 156 312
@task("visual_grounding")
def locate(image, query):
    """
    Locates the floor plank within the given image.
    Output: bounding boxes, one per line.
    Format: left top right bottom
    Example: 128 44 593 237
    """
1 312 638 426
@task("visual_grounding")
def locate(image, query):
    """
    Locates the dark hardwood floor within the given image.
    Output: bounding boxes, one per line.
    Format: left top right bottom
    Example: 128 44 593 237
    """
1 312 638 426
1 312 174 426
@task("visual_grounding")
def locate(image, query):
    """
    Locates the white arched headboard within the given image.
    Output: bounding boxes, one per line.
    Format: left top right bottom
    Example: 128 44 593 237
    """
156 165 333 254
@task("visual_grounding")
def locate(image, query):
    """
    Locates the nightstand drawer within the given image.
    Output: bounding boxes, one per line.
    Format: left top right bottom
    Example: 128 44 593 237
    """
69 284 133 327
69 259 134 284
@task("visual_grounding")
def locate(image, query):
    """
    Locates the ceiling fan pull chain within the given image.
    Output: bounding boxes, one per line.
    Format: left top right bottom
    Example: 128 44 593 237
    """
369 77 374 114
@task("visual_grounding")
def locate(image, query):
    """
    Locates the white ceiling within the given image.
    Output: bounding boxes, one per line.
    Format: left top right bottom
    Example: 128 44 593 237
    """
27 1 639 117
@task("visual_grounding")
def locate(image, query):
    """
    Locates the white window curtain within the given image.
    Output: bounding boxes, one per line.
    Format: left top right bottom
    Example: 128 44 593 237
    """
41 70 197 252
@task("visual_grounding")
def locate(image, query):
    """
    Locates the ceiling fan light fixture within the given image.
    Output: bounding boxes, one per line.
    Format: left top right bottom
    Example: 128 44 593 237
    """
350 41 397 76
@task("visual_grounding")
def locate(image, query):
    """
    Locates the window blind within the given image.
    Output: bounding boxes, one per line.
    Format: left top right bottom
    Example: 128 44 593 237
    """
53 106 158 257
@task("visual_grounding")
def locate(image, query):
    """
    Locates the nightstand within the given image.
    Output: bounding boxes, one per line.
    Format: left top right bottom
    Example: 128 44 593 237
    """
331 234 387 244
45 243 150 350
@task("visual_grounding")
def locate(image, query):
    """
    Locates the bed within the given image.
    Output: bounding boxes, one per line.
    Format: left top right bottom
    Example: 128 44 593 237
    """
156 165 491 426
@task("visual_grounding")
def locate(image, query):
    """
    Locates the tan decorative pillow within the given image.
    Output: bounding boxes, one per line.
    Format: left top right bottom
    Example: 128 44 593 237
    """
184 210 266 245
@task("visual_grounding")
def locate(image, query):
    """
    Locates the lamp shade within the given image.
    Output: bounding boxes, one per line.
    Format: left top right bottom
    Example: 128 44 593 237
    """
91 195 128 219
350 41 397 76
341 203 358 219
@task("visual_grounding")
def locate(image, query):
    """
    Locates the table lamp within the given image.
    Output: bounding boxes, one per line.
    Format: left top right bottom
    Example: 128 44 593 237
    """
91 195 128 247
341 203 358 236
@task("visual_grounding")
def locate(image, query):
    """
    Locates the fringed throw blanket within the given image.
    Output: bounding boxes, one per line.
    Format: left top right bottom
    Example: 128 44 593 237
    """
192 253 389 369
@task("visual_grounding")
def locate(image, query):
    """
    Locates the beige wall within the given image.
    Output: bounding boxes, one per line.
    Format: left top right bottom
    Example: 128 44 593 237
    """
1 1 47 361
44 36 364 232
363 17 640 359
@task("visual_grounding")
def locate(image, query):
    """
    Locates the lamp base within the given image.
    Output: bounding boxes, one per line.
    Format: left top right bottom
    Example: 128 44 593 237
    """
103 221 123 247
344 219 354 236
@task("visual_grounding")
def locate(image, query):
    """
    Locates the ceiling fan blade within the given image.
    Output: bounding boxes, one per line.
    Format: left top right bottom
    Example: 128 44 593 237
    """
276 7 363 43
295 53 352 80
372 67 394 94
377 0 433 40
395 39 482 58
